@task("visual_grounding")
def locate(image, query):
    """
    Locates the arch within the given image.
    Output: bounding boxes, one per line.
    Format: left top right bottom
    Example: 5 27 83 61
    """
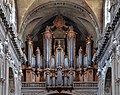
8 67 15 95
104 67 112 95
18 0 100 45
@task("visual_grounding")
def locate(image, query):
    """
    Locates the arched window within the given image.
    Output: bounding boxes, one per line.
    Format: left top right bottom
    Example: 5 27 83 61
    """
104 0 111 27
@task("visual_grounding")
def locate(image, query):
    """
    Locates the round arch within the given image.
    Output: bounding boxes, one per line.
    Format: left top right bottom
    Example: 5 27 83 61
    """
18 0 100 46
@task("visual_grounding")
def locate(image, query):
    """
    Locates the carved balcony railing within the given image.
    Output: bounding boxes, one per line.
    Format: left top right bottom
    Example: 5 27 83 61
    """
22 81 98 89
73 81 98 89
22 82 46 89
21 82 98 95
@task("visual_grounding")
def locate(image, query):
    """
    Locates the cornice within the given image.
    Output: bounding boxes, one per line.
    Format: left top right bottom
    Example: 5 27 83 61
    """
93 3 120 63
0 5 23 61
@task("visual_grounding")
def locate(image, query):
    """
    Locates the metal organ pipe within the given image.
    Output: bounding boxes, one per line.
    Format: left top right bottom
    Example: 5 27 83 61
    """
86 36 92 66
36 47 40 69
67 29 76 68
51 56 55 69
64 56 68 86
40 55 43 69
76 56 79 68
83 54 88 67
43 29 52 68
64 56 68 69
67 27 76 86
27 39 33 67
55 43 64 86
32 55 36 68
79 47 83 68
51 56 55 86
43 28 52 86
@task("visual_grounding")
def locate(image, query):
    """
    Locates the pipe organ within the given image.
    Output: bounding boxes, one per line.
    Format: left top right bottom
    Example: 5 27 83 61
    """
22 16 97 92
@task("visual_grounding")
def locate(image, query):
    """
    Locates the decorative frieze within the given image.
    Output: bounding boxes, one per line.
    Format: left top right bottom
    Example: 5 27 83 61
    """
0 5 23 61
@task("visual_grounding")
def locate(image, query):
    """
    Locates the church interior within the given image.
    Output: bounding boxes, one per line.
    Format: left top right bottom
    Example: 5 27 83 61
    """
0 0 120 95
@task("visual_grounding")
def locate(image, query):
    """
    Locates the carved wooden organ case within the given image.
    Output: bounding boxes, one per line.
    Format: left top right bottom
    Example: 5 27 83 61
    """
22 16 97 90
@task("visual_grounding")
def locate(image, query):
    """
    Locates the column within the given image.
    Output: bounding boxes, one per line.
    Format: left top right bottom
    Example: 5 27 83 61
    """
111 40 117 95
3 39 9 95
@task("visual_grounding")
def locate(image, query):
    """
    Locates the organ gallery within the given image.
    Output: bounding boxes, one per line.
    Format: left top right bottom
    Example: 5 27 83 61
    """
22 16 97 92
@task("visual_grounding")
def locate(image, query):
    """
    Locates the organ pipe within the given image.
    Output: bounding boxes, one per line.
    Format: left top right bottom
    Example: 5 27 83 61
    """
40 55 43 69
55 41 64 86
76 56 79 69
83 54 88 67
79 47 83 68
43 27 52 68
86 36 92 66
64 56 68 69
51 56 55 69
67 27 76 68
36 47 40 69
27 37 33 67
32 55 36 68
67 27 76 86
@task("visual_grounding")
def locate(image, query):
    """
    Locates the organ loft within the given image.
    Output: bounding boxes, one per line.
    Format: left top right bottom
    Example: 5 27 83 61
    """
22 16 98 92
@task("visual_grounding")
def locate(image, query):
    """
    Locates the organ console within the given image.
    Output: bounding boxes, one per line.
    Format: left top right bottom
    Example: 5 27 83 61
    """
22 16 97 92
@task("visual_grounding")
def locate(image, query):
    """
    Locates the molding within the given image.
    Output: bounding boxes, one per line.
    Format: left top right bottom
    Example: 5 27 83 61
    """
93 4 120 63
0 5 23 61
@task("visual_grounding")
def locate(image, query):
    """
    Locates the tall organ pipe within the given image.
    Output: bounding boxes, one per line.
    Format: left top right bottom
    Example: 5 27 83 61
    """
86 36 92 66
27 39 33 67
43 29 52 68
43 28 52 86
79 47 83 68
67 28 76 68
67 27 76 86
36 47 40 69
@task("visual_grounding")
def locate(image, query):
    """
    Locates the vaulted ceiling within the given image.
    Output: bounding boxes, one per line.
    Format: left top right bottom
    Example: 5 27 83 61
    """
16 0 104 45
